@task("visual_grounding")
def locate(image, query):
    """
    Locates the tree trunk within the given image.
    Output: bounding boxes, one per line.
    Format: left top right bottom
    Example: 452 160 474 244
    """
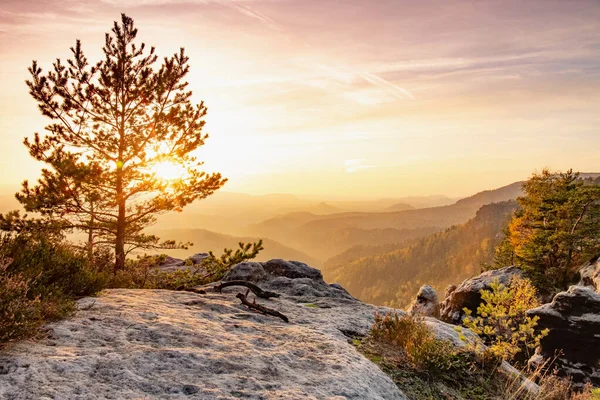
115 71 126 274
87 200 94 263
114 118 126 273
114 165 126 274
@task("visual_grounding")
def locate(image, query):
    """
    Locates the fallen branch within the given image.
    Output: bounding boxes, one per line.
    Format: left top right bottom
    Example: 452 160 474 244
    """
214 280 280 299
236 290 289 323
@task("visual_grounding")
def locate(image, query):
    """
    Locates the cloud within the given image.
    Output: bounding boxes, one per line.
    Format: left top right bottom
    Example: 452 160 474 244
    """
344 159 375 173
358 71 415 100
220 0 283 31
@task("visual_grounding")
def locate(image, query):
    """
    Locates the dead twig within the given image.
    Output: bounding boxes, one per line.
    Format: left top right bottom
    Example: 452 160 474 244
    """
214 280 280 299
236 290 289 323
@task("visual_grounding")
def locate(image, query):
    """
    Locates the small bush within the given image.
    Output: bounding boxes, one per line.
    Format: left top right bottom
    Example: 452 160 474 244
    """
1 233 109 298
0 260 41 343
370 312 457 372
462 276 548 362
110 240 264 290
202 240 264 282
0 231 109 345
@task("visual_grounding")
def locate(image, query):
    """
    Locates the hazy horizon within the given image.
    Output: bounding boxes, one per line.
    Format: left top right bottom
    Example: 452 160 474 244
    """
2 0 599 198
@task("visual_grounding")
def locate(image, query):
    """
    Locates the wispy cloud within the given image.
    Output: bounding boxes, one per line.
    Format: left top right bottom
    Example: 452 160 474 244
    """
345 159 375 173
1 0 600 196
221 0 283 31
358 71 415 100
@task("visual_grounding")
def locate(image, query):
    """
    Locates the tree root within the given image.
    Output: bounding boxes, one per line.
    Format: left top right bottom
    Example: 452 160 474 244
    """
214 280 280 299
236 290 289 323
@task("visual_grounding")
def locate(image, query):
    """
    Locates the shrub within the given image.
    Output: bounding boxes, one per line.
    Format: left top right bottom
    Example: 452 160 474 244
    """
202 240 264 282
370 312 457 372
0 231 110 345
462 276 548 363
502 363 600 400
110 240 264 290
0 260 41 343
0 232 109 298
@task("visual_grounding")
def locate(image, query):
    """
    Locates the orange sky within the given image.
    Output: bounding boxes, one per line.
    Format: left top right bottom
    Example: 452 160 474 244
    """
1 0 599 198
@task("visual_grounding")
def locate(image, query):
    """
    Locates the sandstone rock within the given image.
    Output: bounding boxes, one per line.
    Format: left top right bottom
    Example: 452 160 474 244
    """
527 285 600 388
578 255 600 293
263 259 323 280
222 259 354 300
222 261 267 282
440 266 524 324
0 260 409 400
425 318 477 348
150 255 186 273
187 252 209 265
444 284 457 298
0 259 538 399
0 288 409 400
407 285 440 318
160 255 184 266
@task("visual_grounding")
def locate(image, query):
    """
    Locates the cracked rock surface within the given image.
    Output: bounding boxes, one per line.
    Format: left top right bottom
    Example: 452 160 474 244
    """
0 259 409 400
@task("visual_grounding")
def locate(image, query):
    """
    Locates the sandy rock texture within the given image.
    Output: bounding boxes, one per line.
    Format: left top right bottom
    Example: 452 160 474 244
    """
0 259 408 400
406 285 440 318
579 255 600 293
439 266 524 324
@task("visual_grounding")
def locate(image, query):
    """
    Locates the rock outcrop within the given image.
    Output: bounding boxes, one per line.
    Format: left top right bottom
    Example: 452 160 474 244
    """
578 255 600 293
527 285 600 388
0 258 543 399
440 266 524 323
407 285 440 318
187 252 209 265
223 259 354 300
0 259 408 400
153 255 185 272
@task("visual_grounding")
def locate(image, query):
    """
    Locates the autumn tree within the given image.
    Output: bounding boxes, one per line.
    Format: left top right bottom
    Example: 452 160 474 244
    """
14 14 226 272
495 169 600 292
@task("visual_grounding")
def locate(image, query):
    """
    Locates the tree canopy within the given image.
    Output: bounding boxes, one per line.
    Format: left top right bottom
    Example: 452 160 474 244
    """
10 14 226 271
495 169 600 292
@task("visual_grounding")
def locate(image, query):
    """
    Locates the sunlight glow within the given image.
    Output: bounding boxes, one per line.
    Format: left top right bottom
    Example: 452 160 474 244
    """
150 160 187 182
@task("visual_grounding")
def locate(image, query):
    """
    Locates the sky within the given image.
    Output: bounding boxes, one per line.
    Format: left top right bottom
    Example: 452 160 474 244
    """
0 0 599 198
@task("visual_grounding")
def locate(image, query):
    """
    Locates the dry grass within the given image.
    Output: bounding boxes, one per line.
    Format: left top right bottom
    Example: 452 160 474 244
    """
500 354 599 400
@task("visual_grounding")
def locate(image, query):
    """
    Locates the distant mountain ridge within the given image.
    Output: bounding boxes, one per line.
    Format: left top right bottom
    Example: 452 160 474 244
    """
321 201 519 307
150 228 321 267
384 203 415 212
246 181 526 260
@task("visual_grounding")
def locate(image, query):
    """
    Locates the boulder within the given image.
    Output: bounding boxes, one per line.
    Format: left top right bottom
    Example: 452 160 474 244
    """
160 255 184 266
221 261 267 282
578 255 600 293
407 285 440 318
527 285 600 388
263 259 323 280
222 259 354 300
440 266 524 324
444 284 457 298
187 252 209 265
150 255 185 273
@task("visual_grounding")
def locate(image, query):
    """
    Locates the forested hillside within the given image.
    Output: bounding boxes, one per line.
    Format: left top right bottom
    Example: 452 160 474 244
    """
322 201 518 307
247 182 524 260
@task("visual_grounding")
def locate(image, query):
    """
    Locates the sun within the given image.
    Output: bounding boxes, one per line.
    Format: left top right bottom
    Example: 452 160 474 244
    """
150 160 187 182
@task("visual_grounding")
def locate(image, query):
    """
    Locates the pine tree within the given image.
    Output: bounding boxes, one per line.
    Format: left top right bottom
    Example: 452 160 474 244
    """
16 14 226 272
495 169 600 292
